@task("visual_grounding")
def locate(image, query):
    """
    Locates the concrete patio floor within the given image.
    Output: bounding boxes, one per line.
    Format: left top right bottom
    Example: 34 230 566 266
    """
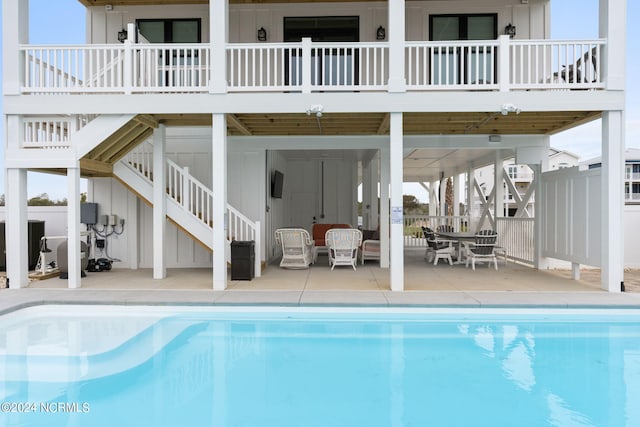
1 249 639 314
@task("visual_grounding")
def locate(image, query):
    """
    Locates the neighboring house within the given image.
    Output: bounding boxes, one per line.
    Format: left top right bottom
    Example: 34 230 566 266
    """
582 147 640 204
473 148 580 217
2 0 627 292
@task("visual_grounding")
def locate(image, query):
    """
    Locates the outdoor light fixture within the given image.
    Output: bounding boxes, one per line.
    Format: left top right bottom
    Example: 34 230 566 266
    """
504 23 516 38
501 103 521 115
489 135 502 143
306 104 324 118
376 25 386 40
257 27 267 42
117 28 128 43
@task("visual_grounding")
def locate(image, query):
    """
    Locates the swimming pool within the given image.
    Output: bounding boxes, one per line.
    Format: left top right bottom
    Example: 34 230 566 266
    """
1 305 639 427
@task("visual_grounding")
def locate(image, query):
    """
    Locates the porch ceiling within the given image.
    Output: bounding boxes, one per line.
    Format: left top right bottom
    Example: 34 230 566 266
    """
153 111 601 137
35 109 599 180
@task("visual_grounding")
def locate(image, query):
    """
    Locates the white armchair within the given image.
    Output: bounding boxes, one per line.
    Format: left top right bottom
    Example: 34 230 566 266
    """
275 228 315 269
326 228 362 271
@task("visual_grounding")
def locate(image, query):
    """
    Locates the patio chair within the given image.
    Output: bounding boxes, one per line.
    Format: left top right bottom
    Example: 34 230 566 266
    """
326 228 362 271
553 46 598 84
422 227 455 266
274 228 315 269
463 229 498 270
360 228 380 264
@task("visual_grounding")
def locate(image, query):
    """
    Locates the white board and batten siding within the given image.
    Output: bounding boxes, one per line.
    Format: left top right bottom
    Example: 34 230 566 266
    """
540 167 601 267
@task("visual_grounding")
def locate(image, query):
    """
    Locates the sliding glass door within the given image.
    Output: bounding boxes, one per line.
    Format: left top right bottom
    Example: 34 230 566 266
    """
429 14 497 85
283 16 360 87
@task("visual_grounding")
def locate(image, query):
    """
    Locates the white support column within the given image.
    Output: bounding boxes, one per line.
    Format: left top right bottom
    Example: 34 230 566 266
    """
369 156 380 230
362 160 373 230
494 152 505 223
600 0 626 90
5 168 28 289
380 147 390 269
601 111 624 292
127 192 139 270
439 176 446 216
153 125 166 279
67 165 82 288
466 166 474 216
453 173 461 217
387 0 406 92
210 0 228 94
389 113 404 291
429 181 438 217
532 163 549 270
2 0 28 95
212 114 228 290
498 35 510 92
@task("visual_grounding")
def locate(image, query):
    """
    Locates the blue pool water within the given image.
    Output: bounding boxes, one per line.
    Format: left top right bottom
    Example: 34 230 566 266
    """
1 306 640 427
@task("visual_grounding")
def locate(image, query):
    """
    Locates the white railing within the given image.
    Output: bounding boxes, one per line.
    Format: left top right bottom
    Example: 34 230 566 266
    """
133 44 210 92
22 117 72 149
123 142 260 259
21 114 98 149
625 193 640 202
403 215 471 247
227 43 302 91
625 172 640 181
310 42 388 91
23 45 125 93
166 159 214 228
495 217 534 265
406 40 499 90
227 40 388 92
508 171 534 181
19 38 607 94
126 140 154 178
510 39 605 90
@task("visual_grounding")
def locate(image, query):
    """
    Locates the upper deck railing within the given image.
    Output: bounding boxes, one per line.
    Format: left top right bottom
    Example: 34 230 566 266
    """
19 38 606 95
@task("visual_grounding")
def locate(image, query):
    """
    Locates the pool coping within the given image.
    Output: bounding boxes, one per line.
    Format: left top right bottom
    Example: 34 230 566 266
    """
1 288 640 317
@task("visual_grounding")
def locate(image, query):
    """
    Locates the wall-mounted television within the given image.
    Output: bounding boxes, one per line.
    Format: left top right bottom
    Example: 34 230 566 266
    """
271 170 284 199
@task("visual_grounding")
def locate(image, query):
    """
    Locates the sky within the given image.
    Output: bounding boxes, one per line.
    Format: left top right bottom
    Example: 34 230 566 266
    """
1 0 638 201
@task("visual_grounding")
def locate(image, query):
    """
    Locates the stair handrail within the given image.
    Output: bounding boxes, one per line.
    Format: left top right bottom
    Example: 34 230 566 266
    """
123 143 259 241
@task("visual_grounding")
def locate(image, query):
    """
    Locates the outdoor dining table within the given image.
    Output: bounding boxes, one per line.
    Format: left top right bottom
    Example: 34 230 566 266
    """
435 231 477 264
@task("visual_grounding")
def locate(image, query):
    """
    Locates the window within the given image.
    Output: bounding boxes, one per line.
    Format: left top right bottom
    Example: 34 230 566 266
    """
283 16 360 87
137 19 201 43
429 14 497 85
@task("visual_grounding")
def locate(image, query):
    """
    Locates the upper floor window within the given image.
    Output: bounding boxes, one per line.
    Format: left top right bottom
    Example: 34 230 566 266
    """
137 19 201 43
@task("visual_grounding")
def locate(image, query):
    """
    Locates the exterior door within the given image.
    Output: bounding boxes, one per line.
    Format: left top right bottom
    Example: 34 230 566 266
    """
429 14 497 85
283 16 360 87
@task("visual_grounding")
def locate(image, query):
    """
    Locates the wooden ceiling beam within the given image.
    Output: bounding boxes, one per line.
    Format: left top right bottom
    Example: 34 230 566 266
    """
227 114 252 135
133 114 159 129
80 158 113 176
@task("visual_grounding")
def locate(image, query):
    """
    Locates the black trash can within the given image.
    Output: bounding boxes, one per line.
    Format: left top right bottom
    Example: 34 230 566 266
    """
231 240 255 280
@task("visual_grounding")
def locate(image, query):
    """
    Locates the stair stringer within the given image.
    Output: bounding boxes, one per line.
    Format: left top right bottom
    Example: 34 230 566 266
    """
74 114 138 158
113 161 214 251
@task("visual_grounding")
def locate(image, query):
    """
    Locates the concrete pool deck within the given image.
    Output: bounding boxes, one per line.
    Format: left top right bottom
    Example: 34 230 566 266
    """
1 249 639 314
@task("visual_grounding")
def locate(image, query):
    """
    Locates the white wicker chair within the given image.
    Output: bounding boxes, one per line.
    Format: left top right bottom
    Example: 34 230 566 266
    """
326 228 362 271
275 228 315 269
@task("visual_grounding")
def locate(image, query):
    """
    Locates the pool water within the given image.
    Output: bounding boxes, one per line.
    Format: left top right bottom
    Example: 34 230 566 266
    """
1 306 640 427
